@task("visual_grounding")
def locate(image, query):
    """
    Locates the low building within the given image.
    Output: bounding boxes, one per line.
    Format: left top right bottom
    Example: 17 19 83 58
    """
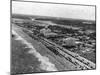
40 28 57 38
62 37 77 47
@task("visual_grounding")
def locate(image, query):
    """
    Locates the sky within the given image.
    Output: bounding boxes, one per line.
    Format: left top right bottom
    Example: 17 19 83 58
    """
12 1 95 20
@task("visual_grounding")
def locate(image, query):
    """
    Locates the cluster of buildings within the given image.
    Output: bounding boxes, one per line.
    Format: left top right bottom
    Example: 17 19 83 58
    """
39 24 96 54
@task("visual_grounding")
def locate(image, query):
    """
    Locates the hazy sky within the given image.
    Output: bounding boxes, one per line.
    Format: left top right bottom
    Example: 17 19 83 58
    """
12 1 95 20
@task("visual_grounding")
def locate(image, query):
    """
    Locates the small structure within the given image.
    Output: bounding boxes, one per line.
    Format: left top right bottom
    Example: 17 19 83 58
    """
40 26 57 38
62 37 77 47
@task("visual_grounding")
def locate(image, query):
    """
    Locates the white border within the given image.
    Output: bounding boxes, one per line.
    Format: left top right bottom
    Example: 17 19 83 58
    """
0 0 100 75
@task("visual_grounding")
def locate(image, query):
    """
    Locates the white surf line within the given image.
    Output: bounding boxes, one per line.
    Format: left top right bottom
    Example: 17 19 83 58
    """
12 29 58 71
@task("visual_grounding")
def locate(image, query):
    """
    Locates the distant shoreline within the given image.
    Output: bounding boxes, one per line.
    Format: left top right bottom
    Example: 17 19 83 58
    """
12 13 96 22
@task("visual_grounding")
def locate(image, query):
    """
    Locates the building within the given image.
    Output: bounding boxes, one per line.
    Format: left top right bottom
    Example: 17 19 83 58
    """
40 27 57 38
62 37 77 47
